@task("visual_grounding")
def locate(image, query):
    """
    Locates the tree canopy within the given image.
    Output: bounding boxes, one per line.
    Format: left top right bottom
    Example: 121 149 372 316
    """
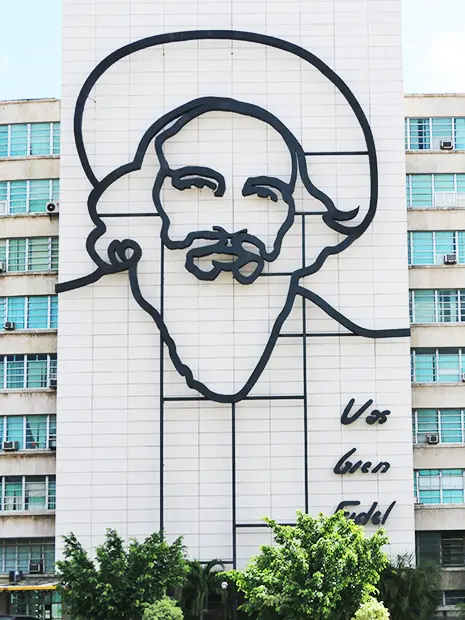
56 529 188 620
226 510 388 620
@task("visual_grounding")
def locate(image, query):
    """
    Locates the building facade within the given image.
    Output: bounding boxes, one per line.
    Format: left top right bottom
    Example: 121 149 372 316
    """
406 94 465 616
57 0 414 569
0 98 61 617
1 4 464 620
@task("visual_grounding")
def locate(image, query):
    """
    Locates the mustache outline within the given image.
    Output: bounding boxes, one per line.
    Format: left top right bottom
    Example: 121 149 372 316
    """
184 226 265 285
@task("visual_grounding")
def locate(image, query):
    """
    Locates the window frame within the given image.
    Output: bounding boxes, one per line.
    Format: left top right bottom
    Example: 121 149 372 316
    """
0 237 59 273
406 117 465 151
0 355 57 391
0 295 58 330
410 289 465 324
411 348 465 384
408 231 465 266
0 122 60 158
413 409 465 444
415 469 465 505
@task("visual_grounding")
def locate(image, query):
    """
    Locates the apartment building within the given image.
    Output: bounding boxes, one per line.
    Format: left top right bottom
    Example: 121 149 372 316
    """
406 94 465 617
0 99 61 618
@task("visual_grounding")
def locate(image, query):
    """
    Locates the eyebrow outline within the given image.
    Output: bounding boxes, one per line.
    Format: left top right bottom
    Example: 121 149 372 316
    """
242 175 292 203
170 165 226 197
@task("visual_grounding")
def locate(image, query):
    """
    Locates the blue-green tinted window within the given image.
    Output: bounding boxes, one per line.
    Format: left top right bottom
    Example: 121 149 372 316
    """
411 349 465 383
4 478 23 511
0 122 60 157
416 469 465 505
408 175 433 207
2 237 59 272
1 538 55 574
10 125 28 157
9 181 27 214
408 118 431 150
0 179 59 214
6 417 24 450
30 124 50 156
28 297 49 329
52 122 60 155
7 297 25 329
407 117 465 151
1 295 57 330
408 231 465 265
456 118 465 150
0 415 56 451
0 126 8 157
0 354 56 389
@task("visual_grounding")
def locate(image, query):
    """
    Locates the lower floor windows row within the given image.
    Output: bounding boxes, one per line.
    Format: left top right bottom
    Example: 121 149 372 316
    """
0 537 55 574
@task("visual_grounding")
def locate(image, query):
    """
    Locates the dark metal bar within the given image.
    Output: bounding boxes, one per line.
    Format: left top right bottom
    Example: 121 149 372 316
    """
295 211 327 216
236 522 296 528
102 212 161 217
159 242 165 531
304 150 369 156
232 402 237 570
258 272 295 277
301 215 309 514
163 394 305 402
279 332 357 338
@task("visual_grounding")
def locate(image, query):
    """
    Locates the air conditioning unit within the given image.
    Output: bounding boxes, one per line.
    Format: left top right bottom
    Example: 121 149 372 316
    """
0 262 5 273
426 433 440 445
440 140 454 151
444 254 457 265
4 322 15 331
46 201 59 214
49 436 57 451
0 201 7 214
461 373 465 383
434 192 457 207
28 561 44 574
3 441 19 452
49 375 57 390
414 497 420 504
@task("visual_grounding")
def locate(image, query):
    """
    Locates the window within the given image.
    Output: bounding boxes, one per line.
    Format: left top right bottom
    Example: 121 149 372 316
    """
411 349 465 383
0 295 58 330
413 409 465 444
0 476 55 512
0 237 59 272
410 289 465 323
0 538 55 574
0 179 59 215
406 174 465 208
0 415 55 451
0 355 57 390
406 117 465 151
417 531 465 567
408 231 465 265
0 122 60 158
442 591 465 606
414 469 465 504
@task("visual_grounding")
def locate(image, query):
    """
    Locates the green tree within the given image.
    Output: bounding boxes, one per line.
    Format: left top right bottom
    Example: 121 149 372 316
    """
178 559 225 620
352 597 390 620
376 554 440 620
56 529 188 620
226 510 388 620
143 596 184 620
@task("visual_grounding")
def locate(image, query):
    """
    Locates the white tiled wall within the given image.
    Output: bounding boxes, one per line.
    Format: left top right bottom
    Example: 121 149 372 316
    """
58 0 414 562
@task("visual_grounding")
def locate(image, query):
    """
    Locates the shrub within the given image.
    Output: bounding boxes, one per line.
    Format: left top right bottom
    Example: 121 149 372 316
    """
143 596 184 620
352 598 390 620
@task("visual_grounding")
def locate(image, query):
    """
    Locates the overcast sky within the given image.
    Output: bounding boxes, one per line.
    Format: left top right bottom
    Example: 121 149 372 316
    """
0 0 464 100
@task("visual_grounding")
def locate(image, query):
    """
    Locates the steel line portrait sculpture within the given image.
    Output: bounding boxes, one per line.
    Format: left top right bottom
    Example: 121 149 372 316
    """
56 30 410 405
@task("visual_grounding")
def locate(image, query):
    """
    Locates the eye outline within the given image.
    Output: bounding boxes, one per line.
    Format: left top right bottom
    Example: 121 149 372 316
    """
242 176 291 203
170 166 226 197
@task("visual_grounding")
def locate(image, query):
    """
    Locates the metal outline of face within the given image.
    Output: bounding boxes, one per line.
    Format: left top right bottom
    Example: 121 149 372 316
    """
56 30 410 404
